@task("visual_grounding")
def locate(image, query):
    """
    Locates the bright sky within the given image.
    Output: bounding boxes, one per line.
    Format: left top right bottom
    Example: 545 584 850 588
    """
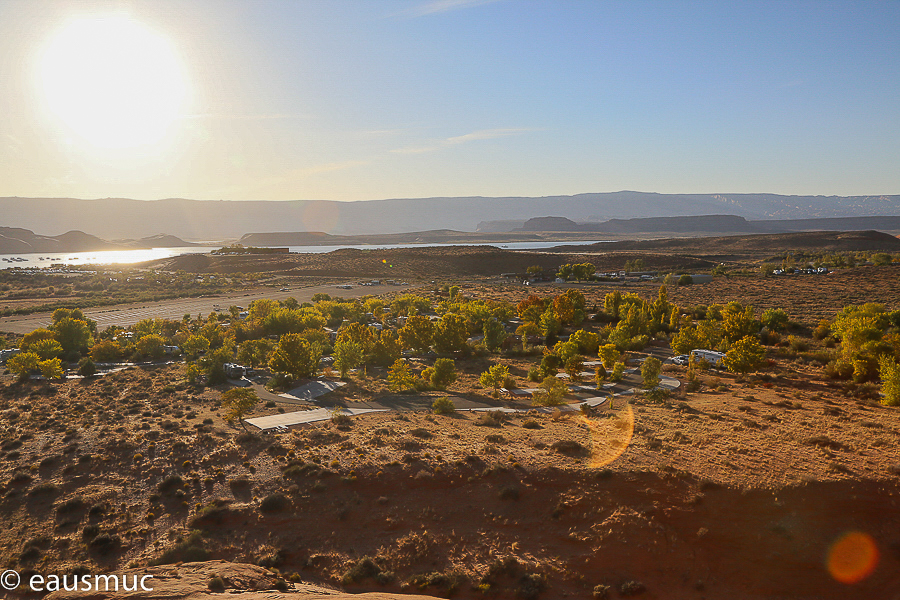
1 0 898 201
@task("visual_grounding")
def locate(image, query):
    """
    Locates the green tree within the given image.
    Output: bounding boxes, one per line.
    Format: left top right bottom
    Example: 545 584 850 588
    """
878 356 900 407
641 356 662 389
21 328 56 351
89 340 121 363
39 358 64 379
565 355 586 382
483 317 508 352
721 302 758 342
604 291 623 320
594 364 607 388
539 307 561 338
370 330 402 366
333 339 364 377
336 322 376 354
135 334 166 359
671 326 706 355
182 334 211 359
422 357 456 389
609 361 626 383
761 308 790 332
237 339 274 368
7 352 40 381
53 317 93 353
433 313 469 353
526 265 543 278
269 333 320 380
532 375 567 406
569 329 600 355
387 359 417 392
723 335 766 373
398 315 434 353
221 388 260 431
479 363 510 397
29 338 63 360
599 344 620 370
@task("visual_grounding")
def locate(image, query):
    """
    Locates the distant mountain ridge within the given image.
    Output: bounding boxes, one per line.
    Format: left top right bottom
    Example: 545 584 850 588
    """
1 192 898 240
0 227 197 254
516 214 900 234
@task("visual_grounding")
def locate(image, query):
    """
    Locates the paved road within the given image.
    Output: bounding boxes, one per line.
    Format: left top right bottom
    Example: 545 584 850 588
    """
0 282 410 334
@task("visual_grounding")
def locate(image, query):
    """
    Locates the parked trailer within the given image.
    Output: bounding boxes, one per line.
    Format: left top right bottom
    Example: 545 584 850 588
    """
690 349 726 367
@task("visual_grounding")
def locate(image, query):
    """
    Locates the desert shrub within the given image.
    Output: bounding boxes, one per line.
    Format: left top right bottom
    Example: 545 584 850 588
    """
476 410 507 427
342 556 389 585
522 419 541 429
517 573 546 600
208 576 226 592
432 396 456 415
81 524 100 540
77 358 97 377
527 367 541 382
152 531 208 565
619 580 646 596
551 440 587 455
410 427 433 439
788 335 809 352
259 493 289 514
88 533 120 556
331 410 352 428
28 482 59 497
826 359 854 380
593 584 612 599
158 474 184 494
56 496 85 515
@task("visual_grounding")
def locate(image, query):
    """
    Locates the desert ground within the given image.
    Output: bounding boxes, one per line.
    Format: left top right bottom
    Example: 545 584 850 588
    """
1 232 899 599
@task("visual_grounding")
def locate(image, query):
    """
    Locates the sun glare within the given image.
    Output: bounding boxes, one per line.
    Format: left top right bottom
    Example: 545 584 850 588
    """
39 15 188 149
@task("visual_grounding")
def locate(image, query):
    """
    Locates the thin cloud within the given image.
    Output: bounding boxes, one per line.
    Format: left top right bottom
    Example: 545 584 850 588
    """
445 128 533 144
402 0 503 18
180 113 311 121
391 127 534 154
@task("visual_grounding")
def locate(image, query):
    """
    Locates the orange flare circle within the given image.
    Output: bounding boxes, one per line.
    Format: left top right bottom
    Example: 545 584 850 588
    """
827 531 878 584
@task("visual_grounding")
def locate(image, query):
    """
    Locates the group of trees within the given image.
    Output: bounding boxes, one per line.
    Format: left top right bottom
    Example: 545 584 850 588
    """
817 303 900 404
7 308 96 380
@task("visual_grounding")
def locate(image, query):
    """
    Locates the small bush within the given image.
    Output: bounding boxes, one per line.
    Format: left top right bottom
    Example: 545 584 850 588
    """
522 419 541 429
152 531 208 565
342 556 383 585
259 493 289 514
551 440 587 456
158 474 184 494
432 396 456 415
208 576 226 593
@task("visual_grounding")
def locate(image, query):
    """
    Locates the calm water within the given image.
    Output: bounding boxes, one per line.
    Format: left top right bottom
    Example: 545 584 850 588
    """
0 240 608 270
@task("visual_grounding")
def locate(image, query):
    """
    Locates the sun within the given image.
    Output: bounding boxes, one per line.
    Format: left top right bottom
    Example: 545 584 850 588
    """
39 15 189 149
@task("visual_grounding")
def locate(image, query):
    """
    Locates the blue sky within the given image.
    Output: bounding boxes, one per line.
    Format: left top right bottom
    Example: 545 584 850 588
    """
1 0 898 200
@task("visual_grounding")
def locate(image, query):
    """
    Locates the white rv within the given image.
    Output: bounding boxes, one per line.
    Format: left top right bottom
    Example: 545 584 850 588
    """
690 349 726 367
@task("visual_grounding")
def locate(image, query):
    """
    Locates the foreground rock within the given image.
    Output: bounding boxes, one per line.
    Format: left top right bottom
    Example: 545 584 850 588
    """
43 560 440 599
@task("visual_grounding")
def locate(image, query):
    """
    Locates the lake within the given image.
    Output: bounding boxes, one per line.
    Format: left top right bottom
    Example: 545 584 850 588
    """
0 239 608 270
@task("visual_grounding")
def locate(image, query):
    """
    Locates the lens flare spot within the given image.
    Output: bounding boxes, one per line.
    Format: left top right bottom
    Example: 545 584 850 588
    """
827 531 878 584
581 402 634 468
